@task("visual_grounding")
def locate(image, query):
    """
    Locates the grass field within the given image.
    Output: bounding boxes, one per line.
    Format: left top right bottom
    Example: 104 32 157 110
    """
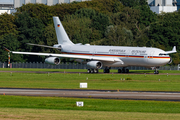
0 68 180 91
1 95 180 113
1 108 180 120
1 68 180 119
0 95 180 120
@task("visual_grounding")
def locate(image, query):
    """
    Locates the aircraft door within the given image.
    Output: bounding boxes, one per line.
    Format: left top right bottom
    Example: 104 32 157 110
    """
149 51 154 59
144 55 148 63
93 49 96 56
126 50 130 58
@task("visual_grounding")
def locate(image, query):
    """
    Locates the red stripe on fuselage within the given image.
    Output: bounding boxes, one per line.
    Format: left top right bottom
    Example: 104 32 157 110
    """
61 52 170 59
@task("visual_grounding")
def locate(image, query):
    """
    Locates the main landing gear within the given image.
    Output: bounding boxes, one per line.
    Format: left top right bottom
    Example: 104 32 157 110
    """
118 67 129 73
87 67 130 74
103 67 110 73
103 67 129 73
154 67 159 74
87 69 99 73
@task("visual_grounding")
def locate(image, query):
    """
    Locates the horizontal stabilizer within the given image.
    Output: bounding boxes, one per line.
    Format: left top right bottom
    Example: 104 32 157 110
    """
27 43 61 50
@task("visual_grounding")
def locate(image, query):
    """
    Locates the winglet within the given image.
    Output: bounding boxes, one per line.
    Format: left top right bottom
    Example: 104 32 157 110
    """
3 47 11 52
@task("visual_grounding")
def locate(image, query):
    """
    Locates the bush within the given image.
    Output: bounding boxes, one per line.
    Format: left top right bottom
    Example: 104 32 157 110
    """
126 77 132 80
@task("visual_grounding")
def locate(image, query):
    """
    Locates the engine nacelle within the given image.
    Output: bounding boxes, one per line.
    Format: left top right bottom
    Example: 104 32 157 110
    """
87 61 102 69
45 57 60 65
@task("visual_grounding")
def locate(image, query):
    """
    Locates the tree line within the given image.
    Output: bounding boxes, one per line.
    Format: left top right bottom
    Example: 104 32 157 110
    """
0 0 179 65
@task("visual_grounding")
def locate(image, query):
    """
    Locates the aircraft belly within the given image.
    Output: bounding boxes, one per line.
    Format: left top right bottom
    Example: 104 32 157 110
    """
102 61 127 67
145 58 170 67
102 57 170 67
123 58 147 66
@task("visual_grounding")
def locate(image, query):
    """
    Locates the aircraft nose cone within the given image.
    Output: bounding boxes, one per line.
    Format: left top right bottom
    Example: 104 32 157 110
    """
168 57 172 64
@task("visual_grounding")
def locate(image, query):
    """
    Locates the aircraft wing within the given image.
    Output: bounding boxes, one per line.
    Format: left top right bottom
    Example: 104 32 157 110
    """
11 51 123 63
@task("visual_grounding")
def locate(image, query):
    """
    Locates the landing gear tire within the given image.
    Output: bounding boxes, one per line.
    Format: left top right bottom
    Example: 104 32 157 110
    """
87 69 91 73
154 71 159 74
118 68 129 73
87 69 99 73
118 69 122 73
122 68 125 73
104 67 110 73
94 69 99 73
91 69 94 73
125 69 129 73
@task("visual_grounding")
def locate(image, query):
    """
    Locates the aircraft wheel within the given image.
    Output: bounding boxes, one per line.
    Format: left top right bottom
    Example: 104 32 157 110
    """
122 69 125 73
87 69 91 73
91 69 94 73
118 69 122 73
154 71 159 74
94 69 99 73
125 69 129 73
104 68 110 73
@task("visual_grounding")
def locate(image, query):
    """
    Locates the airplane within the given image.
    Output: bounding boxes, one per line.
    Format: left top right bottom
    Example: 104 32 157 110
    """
4 16 177 74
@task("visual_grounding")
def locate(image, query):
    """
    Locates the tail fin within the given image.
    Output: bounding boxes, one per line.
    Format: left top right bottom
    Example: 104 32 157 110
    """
53 16 74 45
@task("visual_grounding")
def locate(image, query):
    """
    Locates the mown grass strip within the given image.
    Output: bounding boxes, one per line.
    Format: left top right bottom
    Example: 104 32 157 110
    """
0 71 180 91
0 108 180 120
0 95 180 113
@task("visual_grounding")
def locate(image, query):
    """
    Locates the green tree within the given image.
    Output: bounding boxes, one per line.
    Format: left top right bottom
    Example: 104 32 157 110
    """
0 13 17 37
75 8 96 19
102 25 128 46
113 0 123 13
62 15 94 44
118 7 140 36
0 33 24 62
41 24 58 54
149 12 180 51
92 13 110 36
120 0 147 7
122 27 133 46
16 3 53 25
15 12 45 62
135 5 157 26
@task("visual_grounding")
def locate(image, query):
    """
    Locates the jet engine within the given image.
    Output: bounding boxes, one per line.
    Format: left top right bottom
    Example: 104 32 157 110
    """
45 57 60 65
87 61 102 69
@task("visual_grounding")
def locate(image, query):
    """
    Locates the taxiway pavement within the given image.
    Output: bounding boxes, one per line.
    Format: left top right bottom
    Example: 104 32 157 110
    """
1 88 180 101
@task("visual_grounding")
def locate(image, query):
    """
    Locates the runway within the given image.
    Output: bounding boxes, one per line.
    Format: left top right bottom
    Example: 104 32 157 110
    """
1 88 180 101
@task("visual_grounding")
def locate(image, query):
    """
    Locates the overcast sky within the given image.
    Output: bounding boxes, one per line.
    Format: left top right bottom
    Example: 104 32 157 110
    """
0 0 13 4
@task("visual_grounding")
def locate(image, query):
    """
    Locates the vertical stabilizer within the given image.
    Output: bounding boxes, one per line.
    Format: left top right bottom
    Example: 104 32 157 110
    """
53 16 74 45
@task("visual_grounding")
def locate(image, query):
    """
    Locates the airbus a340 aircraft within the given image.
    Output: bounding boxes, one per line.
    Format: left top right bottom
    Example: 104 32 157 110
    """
5 16 177 74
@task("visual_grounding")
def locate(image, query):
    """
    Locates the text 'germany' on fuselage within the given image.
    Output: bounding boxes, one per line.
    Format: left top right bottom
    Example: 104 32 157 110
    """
60 44 171 68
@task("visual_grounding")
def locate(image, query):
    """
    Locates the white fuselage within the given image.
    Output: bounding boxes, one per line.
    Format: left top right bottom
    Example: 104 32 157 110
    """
61 44 171 68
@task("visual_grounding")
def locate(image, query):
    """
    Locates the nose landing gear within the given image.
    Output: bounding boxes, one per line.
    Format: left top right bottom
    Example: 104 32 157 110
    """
153 67 159 74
